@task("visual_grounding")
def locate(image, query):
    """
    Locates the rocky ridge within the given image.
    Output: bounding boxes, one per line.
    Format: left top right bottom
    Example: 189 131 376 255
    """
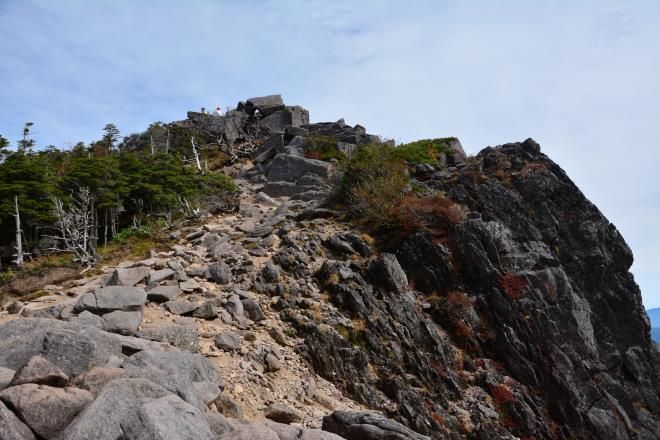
0 95 658 439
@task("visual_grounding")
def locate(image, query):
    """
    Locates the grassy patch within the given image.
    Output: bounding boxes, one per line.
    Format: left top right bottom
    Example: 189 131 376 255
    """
304 133 347 162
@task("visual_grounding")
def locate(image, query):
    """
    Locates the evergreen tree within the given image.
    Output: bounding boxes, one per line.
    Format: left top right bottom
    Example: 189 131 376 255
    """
18 122 35 153
102 123 120 154
0 135 10 161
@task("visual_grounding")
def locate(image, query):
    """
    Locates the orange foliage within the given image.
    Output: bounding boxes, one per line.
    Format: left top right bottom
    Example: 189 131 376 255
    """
304 151 323 160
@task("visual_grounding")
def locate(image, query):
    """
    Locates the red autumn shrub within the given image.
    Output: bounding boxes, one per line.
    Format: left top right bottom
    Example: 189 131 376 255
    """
390 193 462 242
490 383 515 404
499 272 527 300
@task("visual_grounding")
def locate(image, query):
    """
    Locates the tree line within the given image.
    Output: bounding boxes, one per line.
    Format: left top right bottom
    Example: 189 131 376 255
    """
0 122 234 268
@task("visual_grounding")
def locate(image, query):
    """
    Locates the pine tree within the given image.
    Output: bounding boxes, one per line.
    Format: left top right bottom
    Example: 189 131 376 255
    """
102 123 120 154
0 135 10 161
17 122 35 153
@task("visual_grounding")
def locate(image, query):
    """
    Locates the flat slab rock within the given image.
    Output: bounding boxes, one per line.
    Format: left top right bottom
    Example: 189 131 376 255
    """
322 411 431 440
75 286 147 313
136 323 200 352
106 266 151 287
147 285 182 303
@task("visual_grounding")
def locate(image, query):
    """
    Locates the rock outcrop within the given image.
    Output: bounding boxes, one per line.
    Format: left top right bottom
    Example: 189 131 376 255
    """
0 96 657 439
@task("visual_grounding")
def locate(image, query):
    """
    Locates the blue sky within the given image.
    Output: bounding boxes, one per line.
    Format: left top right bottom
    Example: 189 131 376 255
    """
1 0 659 307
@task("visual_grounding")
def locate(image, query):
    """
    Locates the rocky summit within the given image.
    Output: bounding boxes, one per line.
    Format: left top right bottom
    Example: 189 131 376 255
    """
0 95 658 440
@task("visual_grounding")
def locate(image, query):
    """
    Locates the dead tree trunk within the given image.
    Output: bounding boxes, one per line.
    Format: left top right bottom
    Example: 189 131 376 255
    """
190 136 202 171
165 129 170 154
48 187 99 269
13 196 23 266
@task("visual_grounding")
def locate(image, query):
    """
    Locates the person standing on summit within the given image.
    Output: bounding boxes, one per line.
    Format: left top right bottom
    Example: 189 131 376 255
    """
216 106 222 116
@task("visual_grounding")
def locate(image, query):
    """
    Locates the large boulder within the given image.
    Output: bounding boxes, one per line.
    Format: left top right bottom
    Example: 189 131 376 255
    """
205 261 232 284
265 154 331 182
0 384 93 439
0 319 122 376
146 285 182 303
74 286 147 314
9 355 68 387
0 400 35 440
57 378 171 440
101 310 143 335
121 350 223 408
368 253 408 294
120 394 215 440
216 421 344 440
106 266 150 287
322 411 431 440
246 95 284 116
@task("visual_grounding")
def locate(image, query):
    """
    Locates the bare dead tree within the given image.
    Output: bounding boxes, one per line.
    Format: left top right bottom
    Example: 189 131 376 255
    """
190 136 202 171
13 195 24 266
165 129 170 154
48 187 99 269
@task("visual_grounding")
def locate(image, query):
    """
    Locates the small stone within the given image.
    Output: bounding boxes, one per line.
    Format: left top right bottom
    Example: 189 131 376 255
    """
241 298 265 322
265 352 281 372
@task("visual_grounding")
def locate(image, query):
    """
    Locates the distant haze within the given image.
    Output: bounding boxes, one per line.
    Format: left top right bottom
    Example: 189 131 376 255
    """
1 0 658 306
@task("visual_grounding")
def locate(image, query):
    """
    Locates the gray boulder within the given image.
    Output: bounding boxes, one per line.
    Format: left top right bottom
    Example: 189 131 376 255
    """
137 323 200 352
101 310 143 335
205 261 232 284
0 400 35 440
322 411 431 440
106 266 150 287
265 154 331 182
75 286 147 313
193 303 218 320
214 331 242 351
246 94 284 116
0 384 93 439
369 253 408 294
148 268 175 285
265 403 303 424
261 262 280 282
122 350 223 408
241 298 265 322
224 294 244 319
121 394 215 440
58 378 171 440
9 355 68 387
164 300 199 315
67 310 105 329
147 285 182 303
0 368 15 391
0 319 122 377
262 181 319 198
216 421 344 440
71 367 130 396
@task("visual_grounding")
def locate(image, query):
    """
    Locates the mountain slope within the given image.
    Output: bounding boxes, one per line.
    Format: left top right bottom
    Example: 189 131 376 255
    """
0 96 657 439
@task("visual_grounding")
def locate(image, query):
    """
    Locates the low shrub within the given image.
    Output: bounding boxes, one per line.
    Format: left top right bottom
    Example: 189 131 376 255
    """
340 144 409 228
394 137 456 165
490 383 515 404
390 193 463 243
304 133 346 162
